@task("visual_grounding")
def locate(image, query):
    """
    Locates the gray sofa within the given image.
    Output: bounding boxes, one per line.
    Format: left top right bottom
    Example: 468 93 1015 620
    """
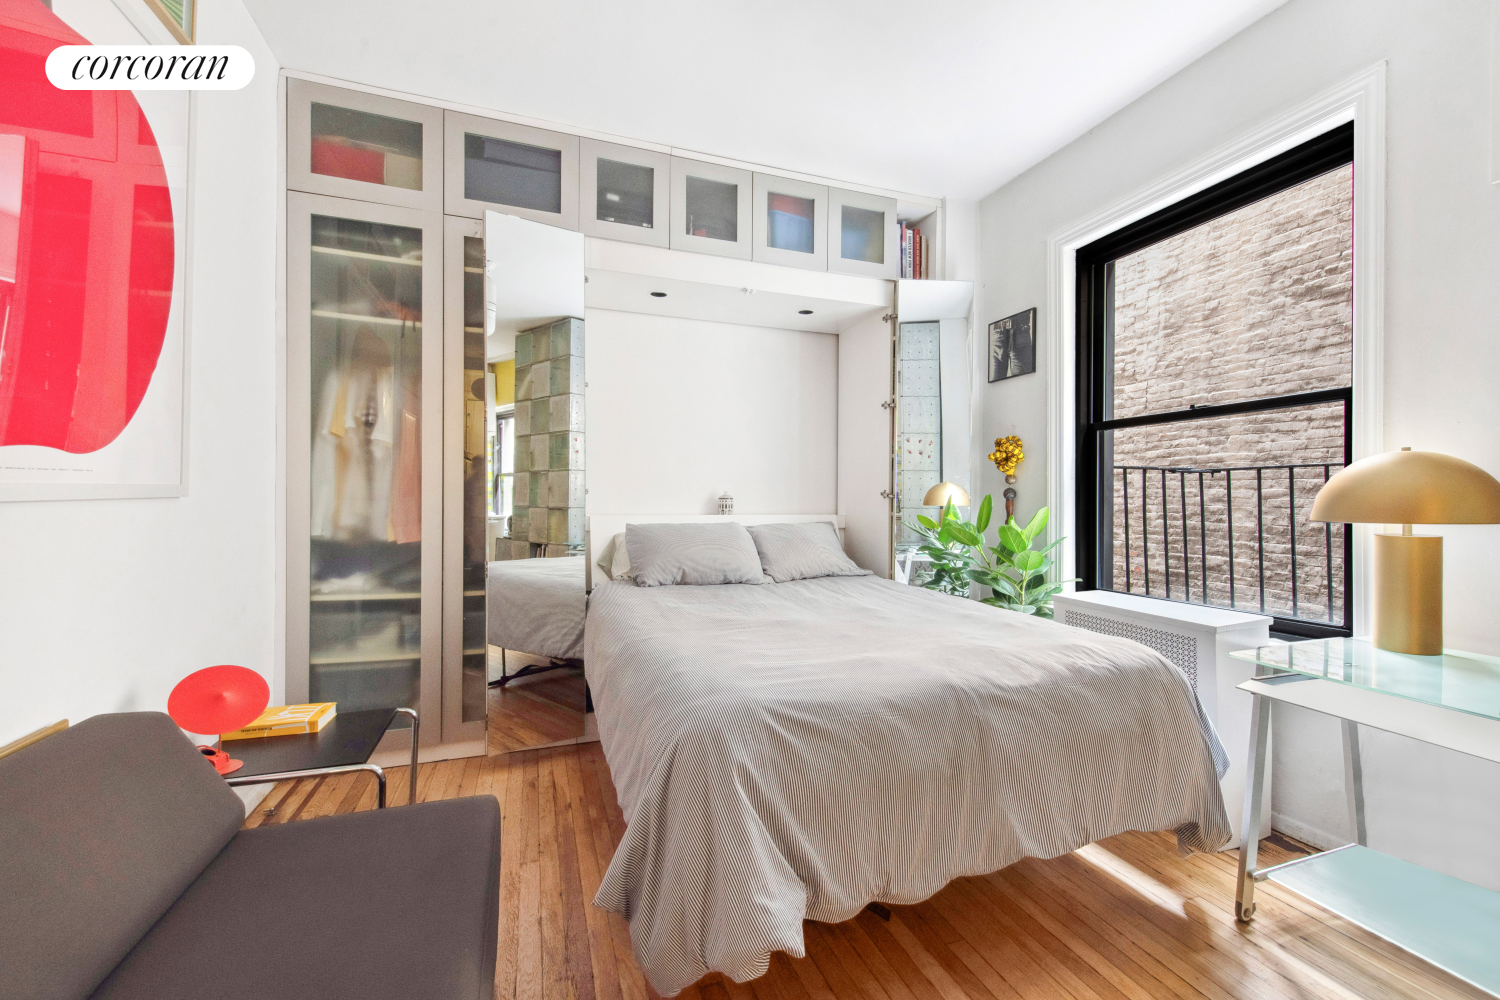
0 712 499 1000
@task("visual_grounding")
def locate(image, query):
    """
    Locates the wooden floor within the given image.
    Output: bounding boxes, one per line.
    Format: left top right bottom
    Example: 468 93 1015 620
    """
244 743 1487 1000
487 646 587 753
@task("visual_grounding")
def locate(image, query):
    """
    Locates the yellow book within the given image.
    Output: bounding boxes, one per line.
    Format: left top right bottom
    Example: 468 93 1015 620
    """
221 702 337 741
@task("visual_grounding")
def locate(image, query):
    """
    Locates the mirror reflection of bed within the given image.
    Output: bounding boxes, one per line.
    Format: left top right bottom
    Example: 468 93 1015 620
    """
480 211 588 752
485 554 587 753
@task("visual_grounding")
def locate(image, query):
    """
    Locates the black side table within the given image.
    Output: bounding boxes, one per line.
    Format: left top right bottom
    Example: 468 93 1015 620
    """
223 707 418 808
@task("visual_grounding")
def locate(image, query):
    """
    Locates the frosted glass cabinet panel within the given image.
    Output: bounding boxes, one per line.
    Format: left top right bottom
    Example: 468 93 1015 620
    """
669 157 753 259
444 111 579 229
829 188 899 279
443 217 489 742
286 192 444 745
752 173 827 271
580 139 669 246
286 79 443 212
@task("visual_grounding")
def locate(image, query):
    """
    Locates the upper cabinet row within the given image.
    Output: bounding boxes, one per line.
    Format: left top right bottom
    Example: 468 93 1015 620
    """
287 80 903 279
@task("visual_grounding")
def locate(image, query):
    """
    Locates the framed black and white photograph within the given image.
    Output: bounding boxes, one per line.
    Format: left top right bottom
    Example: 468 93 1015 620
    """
988 308 1037 382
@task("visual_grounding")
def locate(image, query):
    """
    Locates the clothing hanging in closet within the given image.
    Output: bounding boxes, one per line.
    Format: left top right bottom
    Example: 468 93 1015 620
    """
311 326 422 542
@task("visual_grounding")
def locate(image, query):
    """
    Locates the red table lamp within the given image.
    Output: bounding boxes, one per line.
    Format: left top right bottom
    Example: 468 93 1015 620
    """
168 665 270 776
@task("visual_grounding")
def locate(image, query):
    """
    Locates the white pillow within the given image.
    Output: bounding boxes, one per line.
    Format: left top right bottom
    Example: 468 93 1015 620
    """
594 532 635 582
747 522 873 583
625 522 769 587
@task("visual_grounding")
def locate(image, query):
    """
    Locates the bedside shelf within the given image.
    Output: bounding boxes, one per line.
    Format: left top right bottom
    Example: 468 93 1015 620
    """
1264 845 1500 996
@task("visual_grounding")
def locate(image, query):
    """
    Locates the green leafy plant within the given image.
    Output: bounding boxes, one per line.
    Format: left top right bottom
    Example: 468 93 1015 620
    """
907 495 1076 618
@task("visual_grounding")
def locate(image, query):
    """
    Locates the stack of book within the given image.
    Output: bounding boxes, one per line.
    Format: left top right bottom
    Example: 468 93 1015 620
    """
221 702 337 741
899 222 930 279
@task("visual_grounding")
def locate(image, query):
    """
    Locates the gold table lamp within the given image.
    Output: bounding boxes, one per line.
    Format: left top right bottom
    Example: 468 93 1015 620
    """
923 482 970 508
1310 448 1500 654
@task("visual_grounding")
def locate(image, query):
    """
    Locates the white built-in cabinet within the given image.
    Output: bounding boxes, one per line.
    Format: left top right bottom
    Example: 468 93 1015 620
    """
829 188 899 280
752 173 828 271
443 111 580 229
287 78 444 212
669 158 754 259
579 139 670 246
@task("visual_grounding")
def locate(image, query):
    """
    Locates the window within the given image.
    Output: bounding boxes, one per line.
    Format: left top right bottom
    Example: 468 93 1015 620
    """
1075 124 1354 637
492 409 514 519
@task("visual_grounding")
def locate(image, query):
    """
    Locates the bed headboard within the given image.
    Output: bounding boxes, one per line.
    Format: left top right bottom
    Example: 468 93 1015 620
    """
585 513 846 591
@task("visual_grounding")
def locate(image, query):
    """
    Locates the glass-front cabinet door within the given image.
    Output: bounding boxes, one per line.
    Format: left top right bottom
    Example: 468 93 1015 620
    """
579 139 669 247
286 80 443 212
442 216 489 745
286 192 443 748
669 157 753 260
443 111 579 230
752 173 827 271
829 188 899 279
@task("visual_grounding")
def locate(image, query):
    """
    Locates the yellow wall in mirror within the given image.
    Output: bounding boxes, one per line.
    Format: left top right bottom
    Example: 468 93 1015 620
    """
492 360 515 406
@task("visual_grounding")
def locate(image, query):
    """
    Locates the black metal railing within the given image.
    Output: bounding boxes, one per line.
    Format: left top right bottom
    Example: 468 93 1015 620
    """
1109 462 1347 627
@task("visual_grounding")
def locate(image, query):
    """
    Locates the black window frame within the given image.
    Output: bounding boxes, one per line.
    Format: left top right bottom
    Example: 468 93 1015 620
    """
1074 123 1355 639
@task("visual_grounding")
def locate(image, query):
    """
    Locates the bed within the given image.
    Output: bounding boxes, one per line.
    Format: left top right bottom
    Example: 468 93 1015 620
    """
584 532 1231 996
486 556 586 663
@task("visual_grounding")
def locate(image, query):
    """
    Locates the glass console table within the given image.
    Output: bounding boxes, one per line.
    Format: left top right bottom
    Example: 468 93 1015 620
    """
1229 638 1500 996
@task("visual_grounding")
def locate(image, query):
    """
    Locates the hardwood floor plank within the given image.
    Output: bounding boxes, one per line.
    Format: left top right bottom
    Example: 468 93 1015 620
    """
803 920 894 1000
562 749 625 1000
991 862 1201 1000
784 946 841 1000
550 749 599 1000
930 882 1079 1000
953 875 1126 1000
497 753 525 1000
516 752 544 1000
892 905 1008 1000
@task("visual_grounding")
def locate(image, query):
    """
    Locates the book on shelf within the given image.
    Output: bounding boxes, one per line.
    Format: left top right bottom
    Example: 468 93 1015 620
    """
221 702 337 741
898 222 930 279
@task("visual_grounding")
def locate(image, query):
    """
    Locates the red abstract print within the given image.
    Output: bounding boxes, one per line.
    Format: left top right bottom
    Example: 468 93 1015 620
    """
0 0 174 453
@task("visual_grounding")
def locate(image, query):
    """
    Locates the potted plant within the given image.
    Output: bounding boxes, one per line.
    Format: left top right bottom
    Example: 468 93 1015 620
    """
906 495 1075 618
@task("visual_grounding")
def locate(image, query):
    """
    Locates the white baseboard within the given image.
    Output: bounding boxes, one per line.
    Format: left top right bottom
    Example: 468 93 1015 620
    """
1271 812 1347 851
232 782 273 817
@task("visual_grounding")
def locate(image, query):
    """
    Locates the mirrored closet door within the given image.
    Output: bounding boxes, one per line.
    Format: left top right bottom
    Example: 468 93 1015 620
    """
480 211 589 753
286 192 444 749
891 280 974 586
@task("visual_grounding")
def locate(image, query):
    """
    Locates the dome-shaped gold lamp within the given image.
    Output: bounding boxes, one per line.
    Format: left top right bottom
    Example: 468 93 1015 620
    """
923 482 970 508
1310 448 1500 654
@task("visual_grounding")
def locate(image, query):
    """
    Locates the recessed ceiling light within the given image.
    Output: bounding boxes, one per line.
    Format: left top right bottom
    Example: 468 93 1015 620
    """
650 291 667 298
798 309 813 315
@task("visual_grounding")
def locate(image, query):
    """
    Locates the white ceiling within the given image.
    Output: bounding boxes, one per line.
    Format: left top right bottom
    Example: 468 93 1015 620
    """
243 0 1287 201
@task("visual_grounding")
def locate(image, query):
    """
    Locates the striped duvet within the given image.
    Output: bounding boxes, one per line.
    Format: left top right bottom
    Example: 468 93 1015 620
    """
586 575 1231 995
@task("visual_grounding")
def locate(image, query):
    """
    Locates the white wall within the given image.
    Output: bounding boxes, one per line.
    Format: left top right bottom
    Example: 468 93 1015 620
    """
0 2 281 745
975 0 1500 888
584 309 838 517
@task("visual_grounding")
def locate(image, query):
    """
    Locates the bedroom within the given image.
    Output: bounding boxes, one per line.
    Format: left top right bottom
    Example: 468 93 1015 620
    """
3 1 1500 999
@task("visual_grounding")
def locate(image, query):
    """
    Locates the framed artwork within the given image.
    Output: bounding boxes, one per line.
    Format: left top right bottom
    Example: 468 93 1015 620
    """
144 0 196 44
0 1 189 500
988 308 1037 383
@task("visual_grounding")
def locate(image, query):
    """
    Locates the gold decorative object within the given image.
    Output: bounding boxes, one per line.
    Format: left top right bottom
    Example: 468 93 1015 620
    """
989 435 1024 483
1310 447 1500 654
923 482 971 508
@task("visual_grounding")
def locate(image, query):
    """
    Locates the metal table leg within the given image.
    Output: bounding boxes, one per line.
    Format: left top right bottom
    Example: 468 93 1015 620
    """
395 706 419 806
227 763 387 808
1341 718 1367 846
1235 692 1271 921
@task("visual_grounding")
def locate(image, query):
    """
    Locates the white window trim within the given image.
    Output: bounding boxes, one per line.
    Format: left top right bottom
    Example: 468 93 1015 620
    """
1044 62 1385 635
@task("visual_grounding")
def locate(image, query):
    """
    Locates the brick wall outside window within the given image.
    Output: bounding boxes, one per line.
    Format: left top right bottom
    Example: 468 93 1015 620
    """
1106 165 1353 622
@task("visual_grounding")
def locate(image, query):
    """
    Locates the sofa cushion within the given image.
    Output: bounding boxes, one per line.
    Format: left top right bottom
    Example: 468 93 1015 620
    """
89 795 502 1000
0 711 246 1000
